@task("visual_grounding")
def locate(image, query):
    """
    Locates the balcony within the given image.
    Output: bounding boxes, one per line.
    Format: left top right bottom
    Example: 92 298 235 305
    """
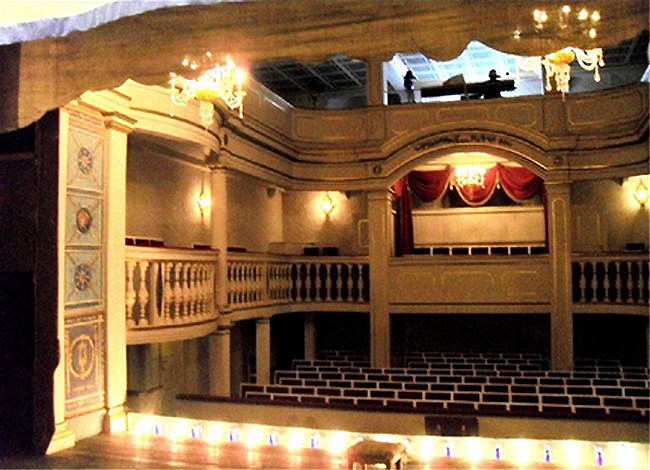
125 247 648 343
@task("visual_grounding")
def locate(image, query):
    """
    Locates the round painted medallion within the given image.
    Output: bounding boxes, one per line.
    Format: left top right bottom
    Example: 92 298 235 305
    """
73 263 92 291
77 147 93 174
75 208 93 234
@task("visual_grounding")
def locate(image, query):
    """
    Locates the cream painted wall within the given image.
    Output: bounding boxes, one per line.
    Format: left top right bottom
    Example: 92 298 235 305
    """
571 178 649 252
227 173 283 252
282 190 368 255
126 141 211 248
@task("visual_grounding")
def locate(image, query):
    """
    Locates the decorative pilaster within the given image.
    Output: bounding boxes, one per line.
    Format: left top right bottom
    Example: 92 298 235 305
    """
103 111 136 432
546 181 574 370
208 324 232 396
256 318 272 384
367 190 393 368
210 165 229 314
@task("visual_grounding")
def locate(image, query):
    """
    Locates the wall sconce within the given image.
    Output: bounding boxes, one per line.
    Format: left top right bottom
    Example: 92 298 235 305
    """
197 189 211 215
321 192 336 217
634 181 649 206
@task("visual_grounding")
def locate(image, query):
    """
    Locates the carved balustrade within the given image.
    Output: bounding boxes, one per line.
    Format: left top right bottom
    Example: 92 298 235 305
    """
227 253 370 310
125 246 218 329
572 253 649 307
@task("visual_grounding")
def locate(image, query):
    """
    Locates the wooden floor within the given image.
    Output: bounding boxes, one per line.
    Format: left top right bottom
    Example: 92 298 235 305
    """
0 432 530 469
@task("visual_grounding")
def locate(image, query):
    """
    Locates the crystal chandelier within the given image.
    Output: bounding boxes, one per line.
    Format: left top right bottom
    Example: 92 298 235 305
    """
513 5 605 94
169 53 245 128
454 165 486 189
541 46 604 93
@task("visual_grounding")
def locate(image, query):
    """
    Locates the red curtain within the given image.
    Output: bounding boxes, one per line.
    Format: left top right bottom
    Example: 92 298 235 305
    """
497 163 544 202
408 167 452 202
393 164 543 256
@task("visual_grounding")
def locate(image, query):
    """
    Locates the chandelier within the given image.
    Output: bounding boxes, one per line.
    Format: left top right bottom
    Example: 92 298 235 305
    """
541 46 603 94
169 53 245 128
454 165 486 189
514 5 605 94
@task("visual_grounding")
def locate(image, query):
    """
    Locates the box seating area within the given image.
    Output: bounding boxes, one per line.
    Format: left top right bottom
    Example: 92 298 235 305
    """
240 352 649 422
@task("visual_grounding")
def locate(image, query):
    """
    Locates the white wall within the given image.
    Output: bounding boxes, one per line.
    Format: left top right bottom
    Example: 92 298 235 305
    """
227 172 283 252
282 190 368 255
572 177 649 252
126 140 211 248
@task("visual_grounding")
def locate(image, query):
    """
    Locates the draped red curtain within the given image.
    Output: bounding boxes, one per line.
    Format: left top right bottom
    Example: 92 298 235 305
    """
497 163 544 201
393 164 543 256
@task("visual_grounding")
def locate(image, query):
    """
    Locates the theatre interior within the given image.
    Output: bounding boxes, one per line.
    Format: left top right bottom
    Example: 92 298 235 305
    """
0 1 649 468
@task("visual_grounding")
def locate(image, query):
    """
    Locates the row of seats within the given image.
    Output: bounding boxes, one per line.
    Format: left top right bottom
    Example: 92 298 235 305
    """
277 367 650 382
270 375 649 395
241 385 648 422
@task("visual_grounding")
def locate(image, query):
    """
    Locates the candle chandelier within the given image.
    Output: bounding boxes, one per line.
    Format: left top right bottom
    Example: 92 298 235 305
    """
514 5 605 93
169 53 245 128
454 165 486 189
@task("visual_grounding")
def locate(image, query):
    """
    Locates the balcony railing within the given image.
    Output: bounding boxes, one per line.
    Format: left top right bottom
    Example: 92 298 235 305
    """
227 253 370 311
125 246 219 344
572 254 649 308
125 247 647 343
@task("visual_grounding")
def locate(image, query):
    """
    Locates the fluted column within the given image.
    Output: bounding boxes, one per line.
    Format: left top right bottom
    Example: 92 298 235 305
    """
208 325 232 396
256 318 272 384
546 181 573 370
367 190 393 368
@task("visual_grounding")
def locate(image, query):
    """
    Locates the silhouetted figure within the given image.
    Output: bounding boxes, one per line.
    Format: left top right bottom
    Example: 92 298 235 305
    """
403 70 416 102
482 69 503 99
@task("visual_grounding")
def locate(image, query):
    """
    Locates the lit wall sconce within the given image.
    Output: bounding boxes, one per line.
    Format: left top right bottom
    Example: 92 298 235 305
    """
634 181 649 206
321 192 336 217
197 189 211 215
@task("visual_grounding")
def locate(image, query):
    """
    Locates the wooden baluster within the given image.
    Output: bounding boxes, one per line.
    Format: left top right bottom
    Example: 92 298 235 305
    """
578 262 586 303
198 263 207 315
136 261 150 326
189 263 198 317
149 261 160 325
162 262 173 324
334 263 342 301
621 260 631 304
181 263 191 321
125 260 137 327
173 262 183 323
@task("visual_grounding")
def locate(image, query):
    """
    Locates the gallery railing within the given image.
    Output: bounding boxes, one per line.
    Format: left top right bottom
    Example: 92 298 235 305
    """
572 253 649 306
125 246 218 330
227 253 370 310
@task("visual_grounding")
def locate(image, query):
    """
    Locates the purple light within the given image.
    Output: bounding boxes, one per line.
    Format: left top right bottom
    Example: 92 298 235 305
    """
596 447 604 467
544 447 551 463
269 432 279 446
153 424 162 435
446 446 452 458
495 446 501 460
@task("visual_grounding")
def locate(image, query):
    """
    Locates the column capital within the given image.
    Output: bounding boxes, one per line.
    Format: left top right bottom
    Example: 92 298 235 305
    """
256 317 272 325
102 111 137 134
367 188 393 202
207 150 231 170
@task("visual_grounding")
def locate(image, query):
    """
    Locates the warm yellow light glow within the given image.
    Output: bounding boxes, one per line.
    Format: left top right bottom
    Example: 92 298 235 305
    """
321 192 337 217
169 54 246 127
206 424 224 444
197 189 211 215
591 10 600 22
454 165 486 189
170 422 187 441
287 430 306 450
245 428 264 447
326 432 350 455
561 5 571 14
578 8 589 20
514 439 533 466
634 181 649 206
132 417 153 437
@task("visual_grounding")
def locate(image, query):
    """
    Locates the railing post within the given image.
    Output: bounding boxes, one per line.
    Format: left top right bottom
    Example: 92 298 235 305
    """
125 261 137 327
148 261 160 326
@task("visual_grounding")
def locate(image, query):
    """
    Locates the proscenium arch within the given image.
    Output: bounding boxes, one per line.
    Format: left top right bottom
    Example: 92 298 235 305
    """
383 128 551 188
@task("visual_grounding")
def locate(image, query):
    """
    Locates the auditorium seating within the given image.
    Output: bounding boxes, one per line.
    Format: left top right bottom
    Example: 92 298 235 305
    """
240 352 649 422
